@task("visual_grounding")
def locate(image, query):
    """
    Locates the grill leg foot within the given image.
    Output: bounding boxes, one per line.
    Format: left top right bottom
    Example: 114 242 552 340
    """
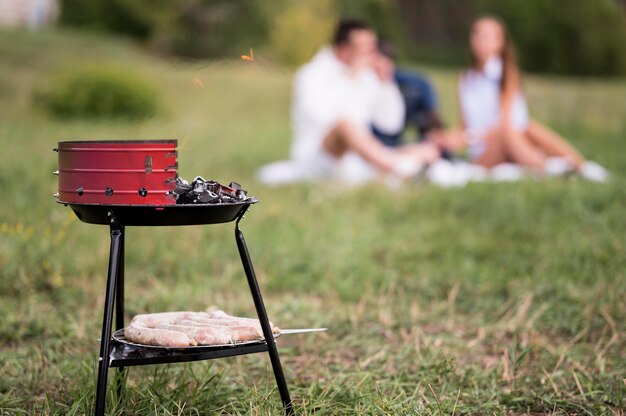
95 225 123 416
235 225 294 416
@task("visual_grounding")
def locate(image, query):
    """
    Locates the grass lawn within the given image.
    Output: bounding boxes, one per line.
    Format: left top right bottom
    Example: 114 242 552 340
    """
0 28 625 415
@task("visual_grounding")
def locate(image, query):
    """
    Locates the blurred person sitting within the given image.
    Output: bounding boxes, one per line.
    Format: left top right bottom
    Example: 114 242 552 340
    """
371 40 447 148
256 19 440 186
371 39 484 187
456 16 608 181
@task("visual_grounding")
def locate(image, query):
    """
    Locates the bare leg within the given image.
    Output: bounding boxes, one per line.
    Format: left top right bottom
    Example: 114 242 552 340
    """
501 127 545 169
395 142 441 163
322 120 438 174
474 128 508 168
474 126 545 170
525 120 585 168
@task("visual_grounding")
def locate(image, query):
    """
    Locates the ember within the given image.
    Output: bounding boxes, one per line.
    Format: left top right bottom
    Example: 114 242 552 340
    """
170 176 253 204
241 48 254 62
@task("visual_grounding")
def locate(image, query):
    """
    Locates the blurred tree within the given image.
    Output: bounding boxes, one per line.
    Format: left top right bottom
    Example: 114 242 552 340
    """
397 0 474 65
58 0 401 65
264 0 337 65
58 0 103 30
337 0 402 41
395 0 626 76
478 0 626 76
59 0 170 39
161 0 267 58
59 0 267 58
262 0 403 65
58 0 626 75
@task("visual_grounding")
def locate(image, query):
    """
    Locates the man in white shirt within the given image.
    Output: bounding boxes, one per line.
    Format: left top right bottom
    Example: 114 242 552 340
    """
258 20 439 185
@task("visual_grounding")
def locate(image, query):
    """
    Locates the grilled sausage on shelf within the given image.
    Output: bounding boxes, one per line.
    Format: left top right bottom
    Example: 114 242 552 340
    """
123 310 280 347
124 325 192 347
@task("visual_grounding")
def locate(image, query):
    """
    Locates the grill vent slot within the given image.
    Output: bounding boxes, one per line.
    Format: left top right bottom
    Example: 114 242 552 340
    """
144 155 153 174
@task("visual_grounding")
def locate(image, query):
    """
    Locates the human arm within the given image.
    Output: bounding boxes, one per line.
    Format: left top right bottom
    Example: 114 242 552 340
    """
499 67 521 129
371 80 405 134
456 73 467 131
419 77 444 134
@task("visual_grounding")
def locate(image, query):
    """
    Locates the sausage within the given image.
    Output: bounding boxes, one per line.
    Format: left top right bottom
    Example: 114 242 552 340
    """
125 323 193 347
124 310 276 347
209 310 281 334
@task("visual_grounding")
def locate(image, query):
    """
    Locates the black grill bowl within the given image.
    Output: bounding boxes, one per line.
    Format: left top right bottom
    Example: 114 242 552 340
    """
61 200 258 226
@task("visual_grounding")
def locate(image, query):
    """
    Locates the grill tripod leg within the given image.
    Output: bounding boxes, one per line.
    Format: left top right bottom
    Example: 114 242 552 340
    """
95 224 123 416
114 226 126 401
235 226 294 416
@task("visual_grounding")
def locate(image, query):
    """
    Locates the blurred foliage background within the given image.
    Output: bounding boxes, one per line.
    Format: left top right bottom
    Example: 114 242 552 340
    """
34 66 159 119
57 0 626 76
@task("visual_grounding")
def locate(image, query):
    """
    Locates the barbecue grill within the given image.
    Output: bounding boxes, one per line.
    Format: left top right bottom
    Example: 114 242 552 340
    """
55 140 294 415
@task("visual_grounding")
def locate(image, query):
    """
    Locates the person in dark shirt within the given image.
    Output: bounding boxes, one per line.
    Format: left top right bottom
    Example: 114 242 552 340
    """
372 40 461 158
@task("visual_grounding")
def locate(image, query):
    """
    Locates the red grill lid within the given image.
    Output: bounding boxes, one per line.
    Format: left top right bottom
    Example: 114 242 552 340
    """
56 140 178 205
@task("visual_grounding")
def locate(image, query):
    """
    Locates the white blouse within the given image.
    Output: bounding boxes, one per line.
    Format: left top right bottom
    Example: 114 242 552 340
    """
459 57 529 137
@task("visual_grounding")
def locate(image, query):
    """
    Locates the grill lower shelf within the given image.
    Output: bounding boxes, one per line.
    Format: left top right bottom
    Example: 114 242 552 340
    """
109 337 269 367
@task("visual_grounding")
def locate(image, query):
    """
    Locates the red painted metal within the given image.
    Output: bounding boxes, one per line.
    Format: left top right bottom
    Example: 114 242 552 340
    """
56 140 177 205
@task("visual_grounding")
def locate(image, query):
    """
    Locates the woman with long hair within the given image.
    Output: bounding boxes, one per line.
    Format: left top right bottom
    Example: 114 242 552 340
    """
457 16 608 181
